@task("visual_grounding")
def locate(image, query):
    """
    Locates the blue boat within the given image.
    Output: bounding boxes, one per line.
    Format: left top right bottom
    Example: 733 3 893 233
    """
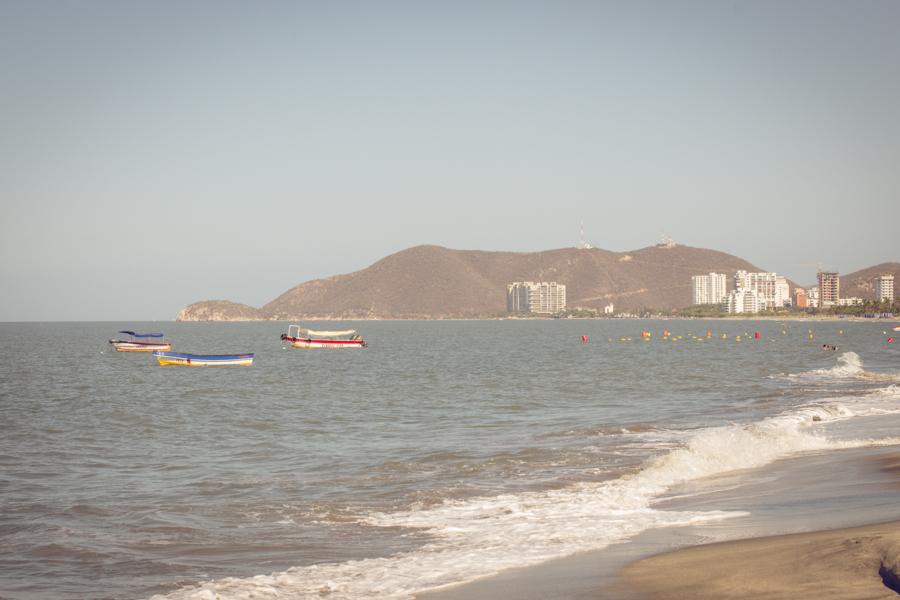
153 351 254 367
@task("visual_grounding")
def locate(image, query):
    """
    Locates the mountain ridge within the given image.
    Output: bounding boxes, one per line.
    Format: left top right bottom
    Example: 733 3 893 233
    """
176 245 899 320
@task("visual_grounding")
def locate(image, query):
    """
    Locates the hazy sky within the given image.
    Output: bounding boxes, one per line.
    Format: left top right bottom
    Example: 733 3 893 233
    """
2 0 898 321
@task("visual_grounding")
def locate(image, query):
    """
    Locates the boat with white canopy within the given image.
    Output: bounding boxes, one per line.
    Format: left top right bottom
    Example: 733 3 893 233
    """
280 324 367 349
108 331 172 352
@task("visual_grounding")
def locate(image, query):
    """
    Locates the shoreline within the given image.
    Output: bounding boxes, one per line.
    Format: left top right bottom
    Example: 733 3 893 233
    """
613 448 900 599
419 446 900 600
616 520 900 600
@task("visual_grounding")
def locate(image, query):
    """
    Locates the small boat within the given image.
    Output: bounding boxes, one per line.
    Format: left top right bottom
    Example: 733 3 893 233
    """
152 351 254 366
281 324 367 349
109 331 172 352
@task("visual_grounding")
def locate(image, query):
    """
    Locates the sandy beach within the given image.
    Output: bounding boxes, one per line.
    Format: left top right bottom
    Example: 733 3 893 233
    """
614 451 900 600
617 520 900 599
421 446 900 600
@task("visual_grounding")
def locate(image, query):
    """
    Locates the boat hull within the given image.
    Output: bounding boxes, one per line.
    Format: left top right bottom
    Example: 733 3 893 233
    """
152 351 254 366
109 340 172 352
286 338 366 349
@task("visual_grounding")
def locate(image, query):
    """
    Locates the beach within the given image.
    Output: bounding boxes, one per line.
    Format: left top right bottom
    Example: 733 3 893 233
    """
617 520 900 600
614 450 900 600
421 446 900 600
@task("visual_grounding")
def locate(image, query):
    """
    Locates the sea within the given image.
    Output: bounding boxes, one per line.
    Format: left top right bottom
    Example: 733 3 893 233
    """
1 319 898 600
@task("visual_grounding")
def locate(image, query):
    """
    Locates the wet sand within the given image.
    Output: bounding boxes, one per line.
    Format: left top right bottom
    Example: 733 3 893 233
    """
617 520 900 599
420 447 900 600
616 452 900 600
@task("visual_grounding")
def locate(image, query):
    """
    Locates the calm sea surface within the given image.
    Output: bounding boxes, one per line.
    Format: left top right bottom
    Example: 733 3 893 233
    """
1 319 898 599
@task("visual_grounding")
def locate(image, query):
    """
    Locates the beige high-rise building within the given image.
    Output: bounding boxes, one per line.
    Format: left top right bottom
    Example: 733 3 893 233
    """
507 281 566 314
817 272 840 307
876 274 894 302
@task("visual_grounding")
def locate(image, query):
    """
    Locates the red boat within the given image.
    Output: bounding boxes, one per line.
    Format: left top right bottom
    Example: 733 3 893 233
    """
281 324 367 349
109 331 172 352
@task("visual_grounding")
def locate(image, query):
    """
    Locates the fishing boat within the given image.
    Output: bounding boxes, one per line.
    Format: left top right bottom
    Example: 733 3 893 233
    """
109 331 172 352
281 324 367 349
152 351 254 366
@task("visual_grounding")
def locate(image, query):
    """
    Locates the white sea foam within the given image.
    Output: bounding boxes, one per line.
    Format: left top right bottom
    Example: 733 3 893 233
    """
784 351 900 382
150 389 900 600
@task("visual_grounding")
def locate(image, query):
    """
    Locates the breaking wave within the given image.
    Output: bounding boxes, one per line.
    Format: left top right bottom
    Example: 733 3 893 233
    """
783 352 899 382
150 393 900 600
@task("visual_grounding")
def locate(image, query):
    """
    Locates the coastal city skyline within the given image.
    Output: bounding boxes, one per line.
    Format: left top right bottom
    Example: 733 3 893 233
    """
2 1 899 321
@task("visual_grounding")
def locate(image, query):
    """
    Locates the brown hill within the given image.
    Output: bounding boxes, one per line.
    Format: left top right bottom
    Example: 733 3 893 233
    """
177 244 778 320
838 262 900 301
261 244 771 319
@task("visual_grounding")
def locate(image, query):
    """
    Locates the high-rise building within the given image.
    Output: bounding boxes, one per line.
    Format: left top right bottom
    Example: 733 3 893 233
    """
807 286 820 308
723 288 763 314
507 282 566 314
818 272 840 307
876 274 894 302
691 273 727 305
734 271 790 310
794 288 808 308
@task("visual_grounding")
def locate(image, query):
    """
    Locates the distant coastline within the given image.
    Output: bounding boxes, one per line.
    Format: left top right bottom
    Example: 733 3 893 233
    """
175 244 899 322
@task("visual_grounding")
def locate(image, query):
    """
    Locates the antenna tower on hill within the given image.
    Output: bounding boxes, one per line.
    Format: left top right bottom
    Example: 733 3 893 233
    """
578 219 593 249
657 233 676 248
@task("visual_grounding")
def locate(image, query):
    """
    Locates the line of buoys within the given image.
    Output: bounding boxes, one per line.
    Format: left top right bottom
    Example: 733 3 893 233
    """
585 326 894 349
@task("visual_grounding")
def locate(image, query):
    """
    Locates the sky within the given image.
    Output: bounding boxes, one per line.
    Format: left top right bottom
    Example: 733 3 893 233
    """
2 0 898 321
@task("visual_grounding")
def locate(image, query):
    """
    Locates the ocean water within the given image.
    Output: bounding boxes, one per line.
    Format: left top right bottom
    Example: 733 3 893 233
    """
0 319 898 599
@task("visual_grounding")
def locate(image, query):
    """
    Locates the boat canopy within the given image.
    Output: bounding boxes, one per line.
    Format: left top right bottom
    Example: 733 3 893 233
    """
119 330 164 338
300 328 357 337
288 324 356 338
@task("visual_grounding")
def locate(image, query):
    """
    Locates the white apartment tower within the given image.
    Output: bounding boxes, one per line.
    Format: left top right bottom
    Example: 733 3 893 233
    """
876 274 895 302
734 270 791 310
691 273 727 305
507 281 567 314
807 286 820 308
723 288 763 314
